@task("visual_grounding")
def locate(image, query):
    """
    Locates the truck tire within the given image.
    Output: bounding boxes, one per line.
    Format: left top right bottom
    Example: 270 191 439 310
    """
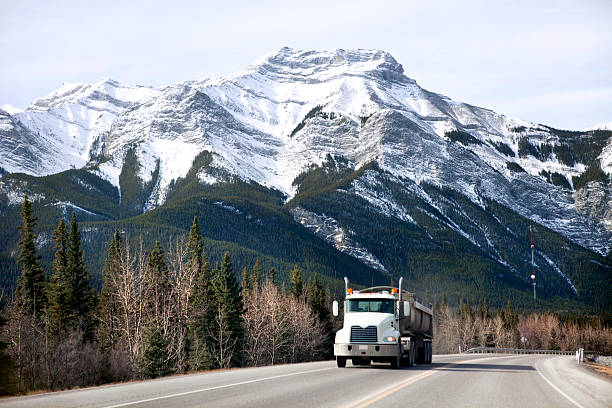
416 344 425 364
390 344 402 369
337 356 346 368
408 340 415 367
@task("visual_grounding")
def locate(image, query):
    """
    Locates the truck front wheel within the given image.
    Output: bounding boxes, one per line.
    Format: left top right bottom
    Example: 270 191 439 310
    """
337 356 347 368
390 344 402 369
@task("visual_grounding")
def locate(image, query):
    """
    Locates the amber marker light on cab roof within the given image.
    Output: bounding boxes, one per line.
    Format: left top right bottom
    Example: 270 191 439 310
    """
347 288 353 294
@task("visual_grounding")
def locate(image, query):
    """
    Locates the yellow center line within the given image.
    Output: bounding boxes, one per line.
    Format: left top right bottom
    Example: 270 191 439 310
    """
345 355 520 408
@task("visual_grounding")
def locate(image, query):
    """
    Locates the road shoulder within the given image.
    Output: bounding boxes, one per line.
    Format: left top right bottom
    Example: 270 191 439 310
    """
536 355 612 408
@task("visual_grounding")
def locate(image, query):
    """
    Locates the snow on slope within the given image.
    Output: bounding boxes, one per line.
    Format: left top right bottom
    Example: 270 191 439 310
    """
601 139 612 176
1 104 23 115
291 206 388 272
7 78 159 176
2 47 611 256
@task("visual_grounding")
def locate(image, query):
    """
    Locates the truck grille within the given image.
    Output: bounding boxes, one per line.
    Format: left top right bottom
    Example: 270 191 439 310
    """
350 326 377 343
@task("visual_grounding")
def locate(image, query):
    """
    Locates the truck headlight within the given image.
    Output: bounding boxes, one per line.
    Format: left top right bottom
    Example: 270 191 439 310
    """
385 336 397 342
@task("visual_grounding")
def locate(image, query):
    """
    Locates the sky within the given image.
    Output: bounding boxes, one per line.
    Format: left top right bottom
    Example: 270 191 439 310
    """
1 0 611 130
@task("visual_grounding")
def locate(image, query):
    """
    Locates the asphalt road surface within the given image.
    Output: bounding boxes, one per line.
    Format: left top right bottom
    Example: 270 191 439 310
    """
1 354 610 408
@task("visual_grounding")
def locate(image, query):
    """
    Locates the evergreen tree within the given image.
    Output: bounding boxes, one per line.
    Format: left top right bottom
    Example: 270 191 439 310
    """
209 252 244 368
187 250 213 371
66 212 94 337
477 298 489 320
250 260 262 289
146 241 170 327
502 299 518 330
47 218 70 336
241 266 250 293
268 267 276 287
502 300 520 347
15 195 46 317
289 265 303 300
187 217 204 270
307 275 333 358
51 219 69 278
139 327 174 378
458 299 473 321
96 229 122 352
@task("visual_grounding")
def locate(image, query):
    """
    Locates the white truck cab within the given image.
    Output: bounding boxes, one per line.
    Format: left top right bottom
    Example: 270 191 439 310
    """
333 277 433 368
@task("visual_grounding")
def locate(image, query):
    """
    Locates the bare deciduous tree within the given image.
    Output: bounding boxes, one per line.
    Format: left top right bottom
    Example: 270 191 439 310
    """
243 282 324 366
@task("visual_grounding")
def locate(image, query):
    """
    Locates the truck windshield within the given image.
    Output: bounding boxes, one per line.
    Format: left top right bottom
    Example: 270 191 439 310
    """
347 299 394 314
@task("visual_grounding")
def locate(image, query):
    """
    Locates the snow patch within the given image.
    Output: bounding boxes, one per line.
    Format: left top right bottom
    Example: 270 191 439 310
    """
35 232 50 250
213 201 242 214
537 251 577 295
49 201 98 216
92 161 121 188
4 188 45 206
600 138 612 177
351 170 416 224
291 206 388 273
1 104 23 115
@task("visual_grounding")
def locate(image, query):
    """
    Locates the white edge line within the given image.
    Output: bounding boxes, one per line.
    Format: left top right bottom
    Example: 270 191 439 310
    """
536 360 586 408
102 366 334 408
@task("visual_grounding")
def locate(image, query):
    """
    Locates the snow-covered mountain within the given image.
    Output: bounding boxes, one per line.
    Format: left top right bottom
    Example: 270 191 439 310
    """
2 47 610 256
1 78 159 176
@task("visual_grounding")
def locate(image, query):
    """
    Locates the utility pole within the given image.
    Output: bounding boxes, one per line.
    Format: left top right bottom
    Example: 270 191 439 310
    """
530 225 536 313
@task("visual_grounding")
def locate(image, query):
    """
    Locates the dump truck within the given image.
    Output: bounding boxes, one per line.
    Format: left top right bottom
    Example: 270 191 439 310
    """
332 277 433 368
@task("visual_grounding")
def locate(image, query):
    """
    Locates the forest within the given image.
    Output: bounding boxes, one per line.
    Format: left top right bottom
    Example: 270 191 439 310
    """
0 196 610 396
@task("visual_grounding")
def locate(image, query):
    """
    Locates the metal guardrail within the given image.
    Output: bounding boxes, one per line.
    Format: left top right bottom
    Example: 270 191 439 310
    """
464 347 576 356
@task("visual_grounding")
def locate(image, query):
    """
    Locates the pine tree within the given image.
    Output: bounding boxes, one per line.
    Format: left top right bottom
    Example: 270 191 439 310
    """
47 218 70 336
477 298 489 320
139 327 174 378
289 265 303 300
241 266 250 293
96 229 122 351
209 252 244 368
307 275 333 358
15 195 46 317
502 299 518 329
187 245 213 371
66 212 94 337
187 217 204 270
548 328 559 350
268 267 276 287
250 260 262 289
145 241 170 327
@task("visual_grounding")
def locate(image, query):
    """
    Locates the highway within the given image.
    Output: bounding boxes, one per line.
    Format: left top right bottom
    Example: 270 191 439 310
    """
1 354 610 408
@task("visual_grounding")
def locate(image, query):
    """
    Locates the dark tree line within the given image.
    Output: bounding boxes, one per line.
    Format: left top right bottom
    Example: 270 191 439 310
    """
0 197 333 395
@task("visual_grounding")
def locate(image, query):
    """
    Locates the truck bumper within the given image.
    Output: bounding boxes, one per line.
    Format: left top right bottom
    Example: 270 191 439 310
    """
334 343 398 358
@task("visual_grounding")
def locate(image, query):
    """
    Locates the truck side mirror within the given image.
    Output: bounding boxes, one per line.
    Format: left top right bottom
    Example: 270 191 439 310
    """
332 300 339 317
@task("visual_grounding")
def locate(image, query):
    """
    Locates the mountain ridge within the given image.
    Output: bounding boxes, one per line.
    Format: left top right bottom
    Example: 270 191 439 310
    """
1 47 611 310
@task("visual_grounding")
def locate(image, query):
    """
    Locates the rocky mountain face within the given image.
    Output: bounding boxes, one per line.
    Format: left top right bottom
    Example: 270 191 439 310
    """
1 47 611 309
